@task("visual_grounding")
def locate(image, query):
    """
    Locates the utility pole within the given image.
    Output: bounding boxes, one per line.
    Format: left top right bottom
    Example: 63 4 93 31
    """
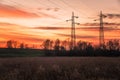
99 11 104 49
66 12 79 50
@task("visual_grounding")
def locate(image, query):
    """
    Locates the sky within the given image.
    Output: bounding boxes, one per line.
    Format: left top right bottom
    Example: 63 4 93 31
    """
0 0 120 48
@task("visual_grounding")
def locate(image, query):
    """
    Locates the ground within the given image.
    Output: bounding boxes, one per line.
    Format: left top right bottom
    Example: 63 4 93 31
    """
0 57 120 80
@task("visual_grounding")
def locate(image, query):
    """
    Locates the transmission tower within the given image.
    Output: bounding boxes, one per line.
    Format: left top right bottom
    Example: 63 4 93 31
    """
99 11 104 49
66 12 79 50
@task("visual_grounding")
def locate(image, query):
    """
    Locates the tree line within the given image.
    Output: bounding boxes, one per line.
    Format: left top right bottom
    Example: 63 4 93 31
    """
42 39 120 56
3 39 120 56
6 40 29 49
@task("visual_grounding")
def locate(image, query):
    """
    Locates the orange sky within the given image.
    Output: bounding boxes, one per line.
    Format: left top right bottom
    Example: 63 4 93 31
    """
0 0 120 48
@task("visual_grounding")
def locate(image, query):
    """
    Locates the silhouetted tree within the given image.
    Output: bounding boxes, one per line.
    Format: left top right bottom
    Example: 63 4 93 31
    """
6 40 13 48
54 39 60 55
25 44 29 49
86 43 94 56
50 40 53 50
43 39 52 56
77 41 89 50
76 41 94 56
61 40 67 50
43 39 51 50
20 43 24 49
13 41 18 48
106 39 119 51
41 38 120 56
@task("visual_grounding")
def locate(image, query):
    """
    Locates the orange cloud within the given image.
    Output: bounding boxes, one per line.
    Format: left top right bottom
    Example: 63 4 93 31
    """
0 3 55 18
1 33 43 42
80 23 120 27
33 23 120 32
0 21 119 48
33 26 70 30
56 33 97 39
0 22 44 44
104 13 120 19
80 27 120 32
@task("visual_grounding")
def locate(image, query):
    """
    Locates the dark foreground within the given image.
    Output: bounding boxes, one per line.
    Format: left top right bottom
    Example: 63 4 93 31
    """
0 57 120 80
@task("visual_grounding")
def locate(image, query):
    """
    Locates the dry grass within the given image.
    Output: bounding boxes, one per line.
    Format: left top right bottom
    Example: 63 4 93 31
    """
0 57 120 80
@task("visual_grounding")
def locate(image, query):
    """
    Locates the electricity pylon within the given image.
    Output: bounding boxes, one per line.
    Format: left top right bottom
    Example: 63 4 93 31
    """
94 11 105 49
99 11 104 49
66 12 79 50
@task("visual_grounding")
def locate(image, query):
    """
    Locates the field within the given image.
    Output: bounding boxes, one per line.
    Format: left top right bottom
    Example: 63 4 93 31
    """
0 57 120 80
0 49 45 57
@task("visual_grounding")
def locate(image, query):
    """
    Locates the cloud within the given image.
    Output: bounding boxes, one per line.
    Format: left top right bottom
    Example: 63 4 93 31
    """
33 22 120 32
15 36 44 42
1 33 44 43
56 33 97 39
0 30 44 43
118 0 120 4
80 23 99 26
38 7 60 12
37 11 57 18
0 3 55 18
79 23 120 31
80 23 120 26
46 8 60 12
104 14 120 19
0 22 44 43
0 22 29 31
0 41 6 44
0 22 24 27
33 26 70 30
80 26 120 32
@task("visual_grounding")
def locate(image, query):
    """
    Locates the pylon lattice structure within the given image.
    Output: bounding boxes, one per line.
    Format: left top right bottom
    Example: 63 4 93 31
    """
99 11 104 49
67 12 79 50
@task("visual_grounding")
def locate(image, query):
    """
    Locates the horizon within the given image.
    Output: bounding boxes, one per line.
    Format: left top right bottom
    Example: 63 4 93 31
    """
0 0 120 48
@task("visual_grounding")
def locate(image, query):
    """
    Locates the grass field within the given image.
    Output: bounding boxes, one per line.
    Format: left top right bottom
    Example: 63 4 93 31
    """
0 57 120 80
0 49 45 57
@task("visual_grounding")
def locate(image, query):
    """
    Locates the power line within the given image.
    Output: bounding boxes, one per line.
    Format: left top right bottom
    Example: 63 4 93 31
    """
49 21 68 26
60 0 90 19
36 0 71 20
35 0 91 20
47 0 91 20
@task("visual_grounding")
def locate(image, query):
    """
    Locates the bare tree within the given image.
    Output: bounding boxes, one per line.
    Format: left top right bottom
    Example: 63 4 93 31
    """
20 43 24 49
13 41 18 48
43 39 51 50
106 39 119 50
77 41 88 50
54 39 60 51
6 40 13 48
49 40 53 50
61 40 67 50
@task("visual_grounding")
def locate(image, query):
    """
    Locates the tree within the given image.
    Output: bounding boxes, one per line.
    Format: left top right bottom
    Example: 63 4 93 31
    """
54 39 60 50
25 44 29 49
43 39 51 50
61 40 67 50
20 43 24 49
13 41 18 48
49 40 53 50
54 39 60 54
6 40 13 48
76 41 94 56
106 39 119 51
77 41 89 50
43 39 53 56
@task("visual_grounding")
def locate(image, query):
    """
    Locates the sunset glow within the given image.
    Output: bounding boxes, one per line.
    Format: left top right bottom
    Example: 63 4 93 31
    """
0 0 120 48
